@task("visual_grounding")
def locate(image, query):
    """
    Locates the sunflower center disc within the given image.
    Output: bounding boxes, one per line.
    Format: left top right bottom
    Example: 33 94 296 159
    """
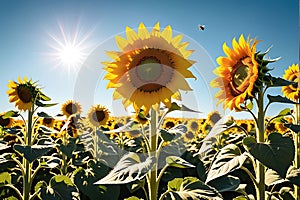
290 75 298 90
233 65 250 88
18 87 32 103
137 57 162 81
92 110 105 122
43 118 53 125
0 117 10 127
66 104 77 115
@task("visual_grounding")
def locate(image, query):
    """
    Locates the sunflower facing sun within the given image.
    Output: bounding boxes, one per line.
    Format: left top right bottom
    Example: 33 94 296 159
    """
103 22 196 115
211 35 260 111
87 104 110 127
282 64 299 102
61 100 82 117
7 77 43 111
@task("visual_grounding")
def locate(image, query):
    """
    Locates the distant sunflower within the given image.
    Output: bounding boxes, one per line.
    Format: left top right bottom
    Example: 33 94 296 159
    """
0 113 13 128
7 77 40 111
207 111 222 126
103 22 196 115
282 64 299 102
61 100 82 117
163 118 177 129
211 35 260 111
87 105 110 127
42 117 55 128
188 120 200 132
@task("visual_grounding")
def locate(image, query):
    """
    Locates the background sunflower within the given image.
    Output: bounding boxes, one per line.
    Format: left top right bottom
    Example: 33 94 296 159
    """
282 64 299 102
87 104 110 127
61 100 82 117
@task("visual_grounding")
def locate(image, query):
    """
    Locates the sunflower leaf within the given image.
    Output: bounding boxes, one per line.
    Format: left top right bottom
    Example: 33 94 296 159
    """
207 175 241 193
243 133 294 178
2 110 19 118
166 156 195 168
205 144 248 183
38 92 51 101
94 152 155 184
35 175 79 200
266 76 297 87
284 123 300 133
35 100 58 108
267 94 299 104
0 172 11 186
37 112 53 118
14 144 55 163
166 177 223 200
287 168 300 187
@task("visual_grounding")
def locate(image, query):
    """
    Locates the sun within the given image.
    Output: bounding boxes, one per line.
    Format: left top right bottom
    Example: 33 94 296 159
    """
46 21 94 74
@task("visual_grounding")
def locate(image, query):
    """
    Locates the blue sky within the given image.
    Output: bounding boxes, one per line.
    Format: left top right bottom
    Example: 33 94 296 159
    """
0 0 298 119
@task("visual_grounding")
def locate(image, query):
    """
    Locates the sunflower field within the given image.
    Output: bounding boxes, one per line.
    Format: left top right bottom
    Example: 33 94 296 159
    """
0 22 299 200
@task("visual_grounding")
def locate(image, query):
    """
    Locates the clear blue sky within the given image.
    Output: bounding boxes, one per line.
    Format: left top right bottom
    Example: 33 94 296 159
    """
0 0 298 119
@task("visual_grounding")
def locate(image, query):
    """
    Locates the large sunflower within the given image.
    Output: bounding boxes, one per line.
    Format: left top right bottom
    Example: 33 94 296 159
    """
87 104 110 127
61 100 82 117
211 35 260 111
103 22 196 115
7 77 40 111
282 64 299 102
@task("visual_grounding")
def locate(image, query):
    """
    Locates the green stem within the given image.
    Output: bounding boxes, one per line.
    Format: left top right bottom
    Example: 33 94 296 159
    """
149 108 158 200
294 103 299 199
94 127 98 159
24 108 33 200
256 90 265 200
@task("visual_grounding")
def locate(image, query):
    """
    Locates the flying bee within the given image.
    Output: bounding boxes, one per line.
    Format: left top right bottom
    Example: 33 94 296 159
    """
198 24 205 31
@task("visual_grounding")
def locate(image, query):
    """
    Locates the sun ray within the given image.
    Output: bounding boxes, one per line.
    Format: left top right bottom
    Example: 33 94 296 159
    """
45 20 95 75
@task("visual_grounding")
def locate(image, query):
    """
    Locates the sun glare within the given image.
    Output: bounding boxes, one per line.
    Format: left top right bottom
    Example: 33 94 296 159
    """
46 21 94 74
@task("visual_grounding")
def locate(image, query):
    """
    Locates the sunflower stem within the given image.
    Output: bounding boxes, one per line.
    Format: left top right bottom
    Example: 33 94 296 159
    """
294 103 300 199
255 90 266 200
94 127 98 160
148 108 158 200
23 108 33 200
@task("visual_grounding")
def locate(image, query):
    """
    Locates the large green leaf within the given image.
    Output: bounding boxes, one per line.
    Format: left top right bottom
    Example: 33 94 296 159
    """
266 76 297 87
14 144 55 163
73 167 120 200
205 144 248 183
243 133 294 178
267 94 298 104
35 175 79 200
2 111 19 118
0 172 11 186
265 169 287 186
284 123 300 133
207 175 241 193
166 177 222 200
287 168 300 187
94 152 155 184
166 156 195 168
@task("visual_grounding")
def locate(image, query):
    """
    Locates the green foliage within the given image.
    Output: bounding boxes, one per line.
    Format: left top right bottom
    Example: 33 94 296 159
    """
14 144 54 163
243 133 294 178
166 156 195 168
267 94 298 104
205 144 248 183
94 152 155 184
35 175 79 200
165 177 223 199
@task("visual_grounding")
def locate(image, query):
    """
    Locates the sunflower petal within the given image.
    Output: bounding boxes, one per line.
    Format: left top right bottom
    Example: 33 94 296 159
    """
138 23 150 39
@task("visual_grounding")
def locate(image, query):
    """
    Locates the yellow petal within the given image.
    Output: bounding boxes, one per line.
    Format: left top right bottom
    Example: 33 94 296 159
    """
126 26 138 44
161 25 172 43
115 36 129 51
172 34 183 47
138 23 150 40
150 22 160 37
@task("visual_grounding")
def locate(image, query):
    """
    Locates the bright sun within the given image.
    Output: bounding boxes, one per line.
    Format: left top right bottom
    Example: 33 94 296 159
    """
47 22 93 74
